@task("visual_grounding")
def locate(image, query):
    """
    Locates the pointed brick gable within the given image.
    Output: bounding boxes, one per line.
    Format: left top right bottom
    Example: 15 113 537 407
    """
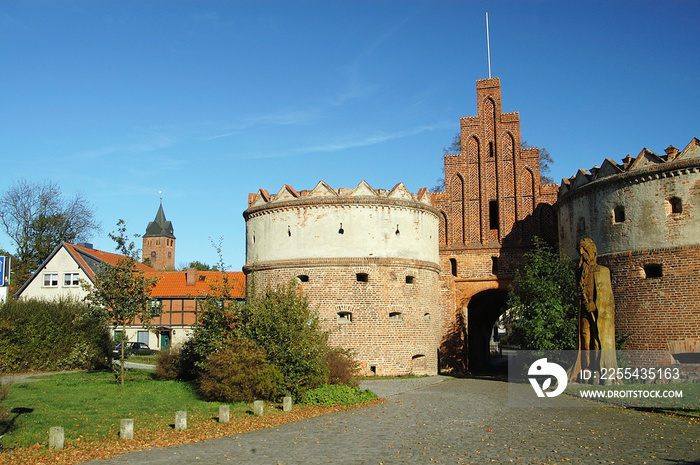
630 148 664 170
350 180 378 197
310 180 338 197
275 184 300 201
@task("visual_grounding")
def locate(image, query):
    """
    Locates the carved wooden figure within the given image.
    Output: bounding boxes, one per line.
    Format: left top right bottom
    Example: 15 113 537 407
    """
569 238 618 383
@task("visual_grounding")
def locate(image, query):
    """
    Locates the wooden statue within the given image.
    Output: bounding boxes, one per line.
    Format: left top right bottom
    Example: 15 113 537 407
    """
569 238 618 383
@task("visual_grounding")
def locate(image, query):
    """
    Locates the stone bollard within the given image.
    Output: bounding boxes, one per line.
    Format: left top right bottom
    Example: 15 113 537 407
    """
219 405 230 423
253 400 264 417
175 410 187 431
49 426 64 450
282 396 293 412
120 419 134 440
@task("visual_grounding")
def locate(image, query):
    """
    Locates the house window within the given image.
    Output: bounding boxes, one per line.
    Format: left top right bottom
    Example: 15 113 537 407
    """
337 311 353 323
63 272 79 287
150 299 162 316
423 312 431 321
450 258 457 277
491 256 498 274
356 273 369 283
613 206 626 223
43 273 58 287
644 264 663 279
297 274 309 283
389 311 403 321
137 330 149 345
489 201 499 230
405 275 415 284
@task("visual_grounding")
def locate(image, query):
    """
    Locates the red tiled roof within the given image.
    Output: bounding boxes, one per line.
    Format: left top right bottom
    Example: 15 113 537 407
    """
65 242 155 281
147 270 246 299
62 242 245 299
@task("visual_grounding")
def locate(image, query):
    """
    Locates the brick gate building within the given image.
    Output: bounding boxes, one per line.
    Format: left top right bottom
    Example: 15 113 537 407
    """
432 77 558 371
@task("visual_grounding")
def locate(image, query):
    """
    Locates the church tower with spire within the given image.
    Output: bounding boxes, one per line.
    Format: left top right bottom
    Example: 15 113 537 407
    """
143 201 176 270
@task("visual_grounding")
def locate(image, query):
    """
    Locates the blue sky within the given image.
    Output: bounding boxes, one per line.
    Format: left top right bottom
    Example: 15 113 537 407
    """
1 1 698 270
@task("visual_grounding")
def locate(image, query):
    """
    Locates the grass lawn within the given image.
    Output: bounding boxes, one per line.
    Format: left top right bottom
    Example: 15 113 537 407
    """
0 370 379 465
1 370 240 448
126 354 158 365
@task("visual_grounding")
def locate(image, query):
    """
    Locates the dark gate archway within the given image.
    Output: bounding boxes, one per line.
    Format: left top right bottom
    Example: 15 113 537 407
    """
467 290 508 373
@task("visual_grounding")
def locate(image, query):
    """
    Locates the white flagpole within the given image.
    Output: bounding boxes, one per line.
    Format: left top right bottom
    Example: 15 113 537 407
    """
486 12 492 78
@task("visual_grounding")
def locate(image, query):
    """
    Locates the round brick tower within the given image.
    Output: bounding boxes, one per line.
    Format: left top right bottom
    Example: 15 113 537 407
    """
557 138 700 361
243 180 441 375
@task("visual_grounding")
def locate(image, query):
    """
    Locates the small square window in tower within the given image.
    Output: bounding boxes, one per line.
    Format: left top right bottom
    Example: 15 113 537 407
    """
644 264 663 279
613 206 626 223
669 197 683 214
356 273 369 283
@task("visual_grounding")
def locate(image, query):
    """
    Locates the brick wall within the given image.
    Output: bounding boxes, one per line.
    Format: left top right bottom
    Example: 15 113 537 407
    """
600 245 700 353
143 237 176 271
246 257 441 376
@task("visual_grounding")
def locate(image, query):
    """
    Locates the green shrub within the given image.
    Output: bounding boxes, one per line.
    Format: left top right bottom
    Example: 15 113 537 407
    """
237 282 329 399
154 349 182 381
299 384 378 406
0 298 111 373
179 299 238 380
505 237 578 350
324 348 359 387
198 338 282 402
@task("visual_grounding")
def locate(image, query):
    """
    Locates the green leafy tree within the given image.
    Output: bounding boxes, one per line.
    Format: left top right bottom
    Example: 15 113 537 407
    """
177 237 240 379
505 237 578 350
0 179 99 293
237 281 329 399
83 220 159 385
184 260 215 271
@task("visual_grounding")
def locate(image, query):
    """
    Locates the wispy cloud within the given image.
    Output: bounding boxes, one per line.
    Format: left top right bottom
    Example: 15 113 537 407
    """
202 109 322 141
227 122 453 160
72 133 175 161
332 14 414 106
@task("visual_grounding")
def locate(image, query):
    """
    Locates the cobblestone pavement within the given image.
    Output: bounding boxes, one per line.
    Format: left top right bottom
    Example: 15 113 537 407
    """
84 377 698 464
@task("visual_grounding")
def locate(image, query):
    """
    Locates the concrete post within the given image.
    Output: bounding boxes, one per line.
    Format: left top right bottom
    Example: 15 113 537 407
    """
120 419 134 440
175 410 187 431
49 426 64 450
253 400 264 417
283 396 293 412
219 405 230 423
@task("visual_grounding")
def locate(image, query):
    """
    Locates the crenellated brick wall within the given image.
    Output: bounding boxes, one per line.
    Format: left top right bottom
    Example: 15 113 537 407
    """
243 181 441 376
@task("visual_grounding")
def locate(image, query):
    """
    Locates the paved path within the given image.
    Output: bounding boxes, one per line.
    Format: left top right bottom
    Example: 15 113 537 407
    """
83 376 698 464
